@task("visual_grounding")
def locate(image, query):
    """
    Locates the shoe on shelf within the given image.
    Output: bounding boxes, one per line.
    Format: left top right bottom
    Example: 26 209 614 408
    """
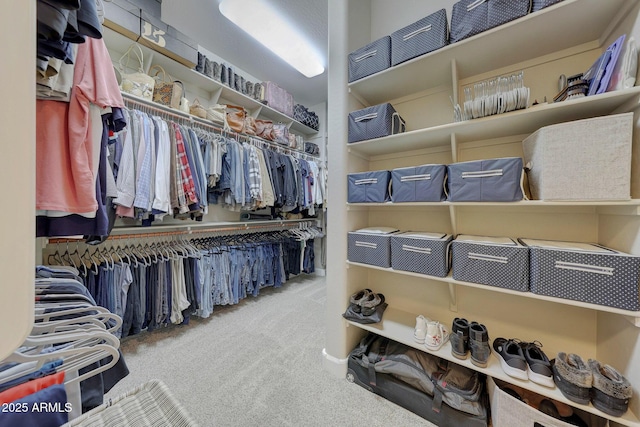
414 315 430 344
520 341 554 388
450 317 470 360
552 352 592 405
424 321 449 351
469 322 491 368
589 359 632 417
349 289 372 313
493 338 528 380
360 292 384 316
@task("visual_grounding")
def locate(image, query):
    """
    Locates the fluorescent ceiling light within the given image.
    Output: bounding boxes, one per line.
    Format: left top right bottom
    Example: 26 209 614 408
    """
219 0 325 78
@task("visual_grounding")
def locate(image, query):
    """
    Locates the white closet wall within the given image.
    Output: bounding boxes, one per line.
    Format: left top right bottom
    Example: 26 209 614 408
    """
0 1 35 361
324 1 640 426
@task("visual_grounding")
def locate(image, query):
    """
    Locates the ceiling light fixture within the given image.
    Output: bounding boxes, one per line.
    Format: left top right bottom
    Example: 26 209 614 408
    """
218 0 325 78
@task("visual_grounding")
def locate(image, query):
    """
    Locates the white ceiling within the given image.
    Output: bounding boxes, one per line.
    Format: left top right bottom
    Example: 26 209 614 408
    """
161 0 328 107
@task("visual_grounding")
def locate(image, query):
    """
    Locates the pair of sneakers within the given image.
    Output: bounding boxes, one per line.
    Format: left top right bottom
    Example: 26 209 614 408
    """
493 338 554 388
414 315 449 351
450 318 491 368
554 353 632 417
349 288 384 316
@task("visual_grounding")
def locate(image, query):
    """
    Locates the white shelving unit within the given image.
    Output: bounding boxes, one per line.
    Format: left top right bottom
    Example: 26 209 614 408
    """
325 1 640 426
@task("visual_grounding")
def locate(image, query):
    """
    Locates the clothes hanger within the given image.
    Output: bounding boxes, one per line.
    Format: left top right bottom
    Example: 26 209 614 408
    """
34 306 122 335
2 338 121 387
47 244 64 267
123 243 139 268
78 246 99 275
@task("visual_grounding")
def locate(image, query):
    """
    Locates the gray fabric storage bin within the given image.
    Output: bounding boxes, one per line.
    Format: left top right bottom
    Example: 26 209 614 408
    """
391 232 453 277
348 103 406 143
447 157 524 202
348 170 391 203
522 113 632 201
390 9 449 66
521 238 640 311
452 235 529 291
450 0 532 43
348 36 391 83
532 0 563 12
348 227 399 268
391 164 447 202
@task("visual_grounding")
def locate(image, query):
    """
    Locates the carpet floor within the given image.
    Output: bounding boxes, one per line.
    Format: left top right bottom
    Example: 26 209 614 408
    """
106 274 436 427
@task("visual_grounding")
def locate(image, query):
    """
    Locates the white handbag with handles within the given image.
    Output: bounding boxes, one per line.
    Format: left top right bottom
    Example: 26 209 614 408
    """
118 44 155 101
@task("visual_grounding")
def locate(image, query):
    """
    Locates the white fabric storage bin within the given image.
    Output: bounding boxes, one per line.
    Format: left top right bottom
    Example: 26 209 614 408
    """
451 235 529 291
348 36 391 83
391 164 447 202
522 113 633 200
348 170 391 203
390 9 449 66
488 377 608 427
391 232 452 277
348 227 399 268
447 157 524 202
521 238 640 311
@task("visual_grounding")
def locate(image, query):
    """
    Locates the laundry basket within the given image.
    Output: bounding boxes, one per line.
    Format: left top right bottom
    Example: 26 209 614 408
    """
62 379 199 427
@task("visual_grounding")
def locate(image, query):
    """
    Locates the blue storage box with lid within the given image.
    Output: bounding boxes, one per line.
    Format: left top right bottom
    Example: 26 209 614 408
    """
450 0 532 44
348 36 392 83
391 232 453 277
447 157 524 202
391 164 447 203
520 238 640 311
348 170 391 203
348 103 406 143
390 9 449 66
348 227 400 268
451 235 529 291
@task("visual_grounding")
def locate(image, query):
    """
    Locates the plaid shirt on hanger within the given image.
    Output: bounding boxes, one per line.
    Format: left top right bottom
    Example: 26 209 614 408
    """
172 123 198 210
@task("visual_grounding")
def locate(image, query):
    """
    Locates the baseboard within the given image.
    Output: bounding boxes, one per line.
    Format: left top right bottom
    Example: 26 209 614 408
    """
322 348 348 378
314 268 326 277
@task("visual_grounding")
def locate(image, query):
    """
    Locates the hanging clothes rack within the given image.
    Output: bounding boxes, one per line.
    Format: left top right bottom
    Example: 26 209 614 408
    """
121 92 322 163
45 219 316 245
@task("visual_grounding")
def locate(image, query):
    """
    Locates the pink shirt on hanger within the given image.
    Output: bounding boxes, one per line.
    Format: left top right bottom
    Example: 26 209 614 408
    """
36 37 124 213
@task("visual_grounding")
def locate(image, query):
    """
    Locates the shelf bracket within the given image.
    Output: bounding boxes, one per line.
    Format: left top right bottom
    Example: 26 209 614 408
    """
448 205 458 236
624 316 640 328
448 283 458 312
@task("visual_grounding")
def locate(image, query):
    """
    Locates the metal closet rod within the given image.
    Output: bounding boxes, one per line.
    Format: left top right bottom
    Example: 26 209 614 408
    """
46 220 314 245
121 93 322 162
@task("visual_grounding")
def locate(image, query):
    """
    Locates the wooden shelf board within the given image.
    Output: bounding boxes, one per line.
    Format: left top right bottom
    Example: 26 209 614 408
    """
347 86 640 157
346 261 640 318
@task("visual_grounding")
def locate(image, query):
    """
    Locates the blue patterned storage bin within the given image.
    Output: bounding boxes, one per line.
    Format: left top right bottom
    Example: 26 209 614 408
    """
392 164 447 203
348 228 399 268
450 0 532 43
390 9 449 66
348 36 392 83
532 0 563 12
348 103 406 143
452 235 529 291
391 232 453 277
521 239 640 311
447 157 524 202
348 170 391 203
